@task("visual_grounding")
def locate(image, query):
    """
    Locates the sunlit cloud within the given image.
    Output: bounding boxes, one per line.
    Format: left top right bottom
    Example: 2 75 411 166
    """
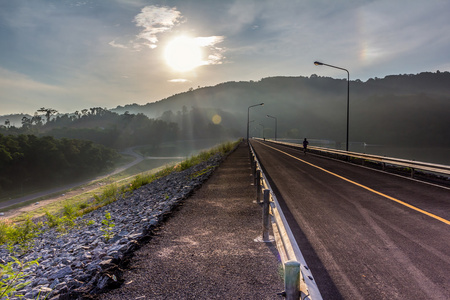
195 36 224 47
108 40 128 49
133 5 183 50
194 36 225 66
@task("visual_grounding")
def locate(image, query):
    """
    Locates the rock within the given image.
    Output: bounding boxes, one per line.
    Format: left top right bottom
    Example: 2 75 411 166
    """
96 274 118 290
0 154 224 299
98 259 115 269
48 266 73 280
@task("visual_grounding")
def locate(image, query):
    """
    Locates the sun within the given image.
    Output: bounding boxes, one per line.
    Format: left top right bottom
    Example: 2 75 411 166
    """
164 36 203 72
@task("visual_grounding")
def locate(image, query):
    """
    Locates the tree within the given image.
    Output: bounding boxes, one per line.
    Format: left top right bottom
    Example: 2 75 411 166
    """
21 116 32 129
31 114 43 126
37 107 58 123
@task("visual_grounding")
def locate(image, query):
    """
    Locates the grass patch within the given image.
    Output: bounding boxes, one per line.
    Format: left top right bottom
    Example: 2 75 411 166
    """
190 166 216 179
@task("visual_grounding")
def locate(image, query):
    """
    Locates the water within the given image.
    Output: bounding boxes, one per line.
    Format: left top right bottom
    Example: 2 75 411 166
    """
282 139 450 166
349 144 450 166
140 138 232 157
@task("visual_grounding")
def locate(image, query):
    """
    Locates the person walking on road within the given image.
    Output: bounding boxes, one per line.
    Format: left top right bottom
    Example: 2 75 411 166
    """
303 138 309 154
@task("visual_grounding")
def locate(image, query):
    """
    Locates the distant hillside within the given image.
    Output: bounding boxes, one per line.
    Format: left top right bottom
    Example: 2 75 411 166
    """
0 113 32 128
112 72 450 147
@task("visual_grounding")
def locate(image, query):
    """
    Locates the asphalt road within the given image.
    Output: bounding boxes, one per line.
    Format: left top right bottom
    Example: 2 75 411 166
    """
251 140 450 300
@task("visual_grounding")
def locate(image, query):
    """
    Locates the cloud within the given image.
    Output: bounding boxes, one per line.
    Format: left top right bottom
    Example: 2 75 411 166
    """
133 5 183 49
195 36 226 66
108 40 128 49
195 36 224 47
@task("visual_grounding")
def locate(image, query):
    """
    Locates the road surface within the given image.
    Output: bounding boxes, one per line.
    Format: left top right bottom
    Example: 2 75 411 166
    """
251 140 450 300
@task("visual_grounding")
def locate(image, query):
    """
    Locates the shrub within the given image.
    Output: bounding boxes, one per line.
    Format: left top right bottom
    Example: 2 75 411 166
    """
63 203 78 219
78 203 88 210
0 220 12 245
4 217 42 254
100 211 115 241
0 256 39 299
102 184 118 200
44 211 60 228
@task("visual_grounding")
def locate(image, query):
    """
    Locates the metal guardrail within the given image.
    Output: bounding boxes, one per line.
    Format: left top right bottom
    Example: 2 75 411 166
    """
258 138 450 178
249 141 323 300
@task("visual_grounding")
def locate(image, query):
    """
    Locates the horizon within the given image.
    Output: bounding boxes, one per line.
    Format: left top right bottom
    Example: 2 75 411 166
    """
1 70 445 117
0 70 448 117
1 0 450 115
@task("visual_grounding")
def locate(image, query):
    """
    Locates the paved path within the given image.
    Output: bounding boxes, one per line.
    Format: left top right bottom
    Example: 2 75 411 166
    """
99 143 284 300
252 140 450 300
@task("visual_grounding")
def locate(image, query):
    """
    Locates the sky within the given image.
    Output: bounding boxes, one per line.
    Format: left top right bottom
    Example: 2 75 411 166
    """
1 0 450 116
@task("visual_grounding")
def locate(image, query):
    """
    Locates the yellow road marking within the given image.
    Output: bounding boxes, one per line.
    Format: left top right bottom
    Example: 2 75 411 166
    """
257 141 450 225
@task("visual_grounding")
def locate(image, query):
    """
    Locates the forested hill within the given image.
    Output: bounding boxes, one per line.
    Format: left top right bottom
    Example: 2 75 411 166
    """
0 134 118 193
112 71 450 147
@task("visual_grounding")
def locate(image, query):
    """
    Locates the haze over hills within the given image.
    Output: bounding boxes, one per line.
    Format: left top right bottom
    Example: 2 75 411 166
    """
112 71 450 148
2 71 450 150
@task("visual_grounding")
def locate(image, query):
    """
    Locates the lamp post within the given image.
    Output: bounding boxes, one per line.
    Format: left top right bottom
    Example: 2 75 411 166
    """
259 123 265 139
314 61 350 151
247 103 264 142
266 114 277 141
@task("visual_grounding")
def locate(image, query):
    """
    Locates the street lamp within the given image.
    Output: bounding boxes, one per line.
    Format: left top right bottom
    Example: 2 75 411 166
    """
247 103 264 142
266 114 277 141
314 61 350 151
258 123 265 139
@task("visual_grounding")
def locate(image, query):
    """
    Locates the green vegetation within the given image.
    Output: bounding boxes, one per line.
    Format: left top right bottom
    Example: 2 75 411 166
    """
0 134 119 196
127 140 237 191
100 211 115 241
0 256 40 299
190 166 216 179
0 216 43 255
0 108 179 149
0 140 239 250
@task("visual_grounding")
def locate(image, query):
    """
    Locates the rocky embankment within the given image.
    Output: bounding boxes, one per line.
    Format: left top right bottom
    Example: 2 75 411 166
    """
0 153 224 300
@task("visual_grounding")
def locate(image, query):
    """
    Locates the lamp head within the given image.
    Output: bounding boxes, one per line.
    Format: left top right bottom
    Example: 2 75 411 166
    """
314 61 324 66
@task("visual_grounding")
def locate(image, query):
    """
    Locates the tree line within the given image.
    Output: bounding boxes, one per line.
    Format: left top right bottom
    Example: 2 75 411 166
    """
0 108 188 194
0 134 119 194
1 107 179 149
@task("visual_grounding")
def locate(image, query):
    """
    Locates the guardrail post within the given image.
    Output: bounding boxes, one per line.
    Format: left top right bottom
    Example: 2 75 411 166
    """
256 170 261 202
284 260 301 300
262 189 270 241
411 168 415 178
252 161 257 179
